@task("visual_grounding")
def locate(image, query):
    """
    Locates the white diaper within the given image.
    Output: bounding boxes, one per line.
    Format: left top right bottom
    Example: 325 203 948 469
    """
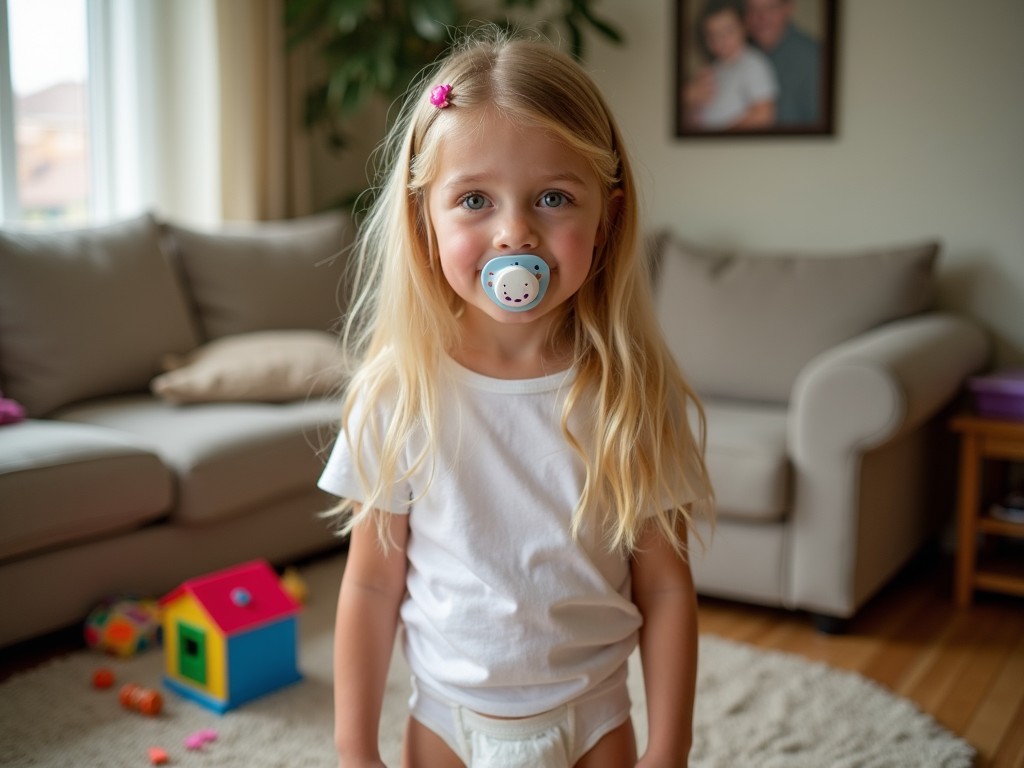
409 672 631 767
456 705 573 767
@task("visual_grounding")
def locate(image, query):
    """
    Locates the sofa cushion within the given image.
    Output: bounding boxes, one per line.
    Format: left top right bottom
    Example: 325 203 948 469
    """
0 214 201 417
56 395 339 525
0 420 173 560
702 400 790 522
151 330 344 404
165 211 350 341
655 236 938 403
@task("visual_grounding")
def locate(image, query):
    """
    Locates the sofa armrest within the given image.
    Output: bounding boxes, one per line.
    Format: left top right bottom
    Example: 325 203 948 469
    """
790 312 990 459
785 312 989 617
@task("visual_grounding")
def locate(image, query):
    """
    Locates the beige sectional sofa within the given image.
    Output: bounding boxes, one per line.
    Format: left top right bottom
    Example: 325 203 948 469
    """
0 213 351 649
653 234 989 631
0 217 990 648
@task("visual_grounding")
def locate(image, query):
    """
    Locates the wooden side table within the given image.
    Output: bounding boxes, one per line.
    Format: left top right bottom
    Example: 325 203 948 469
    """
951 415 1024 607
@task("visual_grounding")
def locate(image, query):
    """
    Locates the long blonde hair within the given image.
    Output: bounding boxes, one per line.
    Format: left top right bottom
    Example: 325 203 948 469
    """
332 28 713 555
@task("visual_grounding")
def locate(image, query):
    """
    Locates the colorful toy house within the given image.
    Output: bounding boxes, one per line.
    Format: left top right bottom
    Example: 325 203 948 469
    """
161 560 302 713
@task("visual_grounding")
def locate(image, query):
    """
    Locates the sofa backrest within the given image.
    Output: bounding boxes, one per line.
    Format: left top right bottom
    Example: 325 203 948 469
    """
164 211 349 342
654 235 938 404
0 211 351 417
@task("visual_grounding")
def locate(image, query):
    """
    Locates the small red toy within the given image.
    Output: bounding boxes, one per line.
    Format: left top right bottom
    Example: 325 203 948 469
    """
119 683 163 716
147 746 169 764
91 667 115 689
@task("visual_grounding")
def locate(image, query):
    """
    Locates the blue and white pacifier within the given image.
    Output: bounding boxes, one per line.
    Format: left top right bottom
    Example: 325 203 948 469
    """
480 255 551 312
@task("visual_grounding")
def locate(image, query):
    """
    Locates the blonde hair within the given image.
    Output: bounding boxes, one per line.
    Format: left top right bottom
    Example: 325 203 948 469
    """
333 28 713 556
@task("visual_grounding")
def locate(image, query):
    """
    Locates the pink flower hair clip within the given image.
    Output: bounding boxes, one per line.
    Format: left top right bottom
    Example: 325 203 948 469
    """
430 83 453 109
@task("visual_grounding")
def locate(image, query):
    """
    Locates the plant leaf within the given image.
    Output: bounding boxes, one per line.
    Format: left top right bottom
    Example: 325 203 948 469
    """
576 1 625 44
408 0 458 42
283 0 332 48
564 12 584 59
329 0 375 33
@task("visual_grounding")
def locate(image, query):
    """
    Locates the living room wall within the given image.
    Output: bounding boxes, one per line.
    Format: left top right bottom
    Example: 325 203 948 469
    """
581 0 1023 368
308 0 1023 368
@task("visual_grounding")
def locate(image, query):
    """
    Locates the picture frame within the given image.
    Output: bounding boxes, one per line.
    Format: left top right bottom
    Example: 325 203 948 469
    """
675 0 838 138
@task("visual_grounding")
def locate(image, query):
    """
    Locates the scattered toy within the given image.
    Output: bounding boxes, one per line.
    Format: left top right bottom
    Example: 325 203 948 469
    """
185 727 218 751
161 560 301 713
119 682 163 716
91 667 115 689
185 734 204 751
84 596 162 657
279 566 308 604
147 746 169 764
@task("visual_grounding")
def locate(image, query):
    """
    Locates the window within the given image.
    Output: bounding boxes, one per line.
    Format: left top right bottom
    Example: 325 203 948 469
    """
0 0 91 225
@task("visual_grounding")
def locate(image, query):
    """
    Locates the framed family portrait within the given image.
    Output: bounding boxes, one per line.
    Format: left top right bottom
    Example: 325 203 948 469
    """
675 0 838 138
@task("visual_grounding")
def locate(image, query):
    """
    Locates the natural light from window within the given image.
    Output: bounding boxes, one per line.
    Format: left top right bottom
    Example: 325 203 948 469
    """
2 0 89 225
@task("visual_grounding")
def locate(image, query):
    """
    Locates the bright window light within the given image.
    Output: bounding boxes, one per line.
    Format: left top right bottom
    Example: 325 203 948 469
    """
1 0 90 225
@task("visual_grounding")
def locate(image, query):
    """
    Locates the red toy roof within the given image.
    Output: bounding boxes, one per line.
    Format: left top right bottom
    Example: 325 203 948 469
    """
161 560 300 635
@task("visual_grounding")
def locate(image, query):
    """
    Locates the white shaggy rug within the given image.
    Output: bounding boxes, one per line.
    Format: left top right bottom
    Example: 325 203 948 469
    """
0 554 974 767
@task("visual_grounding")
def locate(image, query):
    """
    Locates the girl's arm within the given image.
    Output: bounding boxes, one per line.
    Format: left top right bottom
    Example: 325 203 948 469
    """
631 520 699 767
333 507 410 767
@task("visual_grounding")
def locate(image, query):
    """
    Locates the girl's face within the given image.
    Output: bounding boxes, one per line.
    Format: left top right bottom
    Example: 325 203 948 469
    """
426 108 610 331
705 9 746 62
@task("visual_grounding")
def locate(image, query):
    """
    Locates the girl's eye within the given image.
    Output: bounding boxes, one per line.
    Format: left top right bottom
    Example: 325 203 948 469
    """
461 193 488 211
539 191 569 208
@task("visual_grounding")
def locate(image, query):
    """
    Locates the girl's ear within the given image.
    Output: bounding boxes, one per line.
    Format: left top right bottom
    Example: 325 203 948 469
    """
597 188 626 247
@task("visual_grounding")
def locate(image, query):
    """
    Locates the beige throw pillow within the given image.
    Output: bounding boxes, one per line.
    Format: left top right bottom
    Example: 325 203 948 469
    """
151 330 343 404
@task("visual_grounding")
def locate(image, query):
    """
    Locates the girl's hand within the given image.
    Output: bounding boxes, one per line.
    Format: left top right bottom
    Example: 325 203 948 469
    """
684 67 715 110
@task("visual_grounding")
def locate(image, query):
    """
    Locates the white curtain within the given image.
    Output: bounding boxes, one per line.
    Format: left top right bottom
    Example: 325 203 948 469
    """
214 0 313 221
92 0 311 226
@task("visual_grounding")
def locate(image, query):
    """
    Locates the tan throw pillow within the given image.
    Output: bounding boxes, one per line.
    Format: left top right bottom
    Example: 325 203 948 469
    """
151 330 344 404
164 211 351 341
0 214 200 416
655 236 938 403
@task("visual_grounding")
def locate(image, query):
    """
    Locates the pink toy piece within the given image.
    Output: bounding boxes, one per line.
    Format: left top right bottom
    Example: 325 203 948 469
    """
185 734 206 750
185 727 219 750
0 391 26 425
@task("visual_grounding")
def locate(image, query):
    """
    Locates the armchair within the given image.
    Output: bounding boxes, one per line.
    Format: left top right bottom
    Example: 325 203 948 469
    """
654 235 989 630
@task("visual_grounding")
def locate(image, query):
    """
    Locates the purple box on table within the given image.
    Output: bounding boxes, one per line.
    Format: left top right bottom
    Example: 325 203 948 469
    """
969 369 1024 421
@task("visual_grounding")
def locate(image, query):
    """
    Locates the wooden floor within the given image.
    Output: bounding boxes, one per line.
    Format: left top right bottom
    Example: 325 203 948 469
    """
697 552 1024 768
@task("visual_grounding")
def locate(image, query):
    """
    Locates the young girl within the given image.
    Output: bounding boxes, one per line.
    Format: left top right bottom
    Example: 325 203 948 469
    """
319 29 713 768
685 0 777 130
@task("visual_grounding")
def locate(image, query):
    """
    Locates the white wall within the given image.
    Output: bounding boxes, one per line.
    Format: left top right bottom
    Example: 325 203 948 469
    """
583 0 1023 367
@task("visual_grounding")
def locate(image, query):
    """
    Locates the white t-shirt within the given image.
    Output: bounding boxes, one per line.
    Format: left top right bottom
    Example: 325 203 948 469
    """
699 46 778 129
319 361 653 717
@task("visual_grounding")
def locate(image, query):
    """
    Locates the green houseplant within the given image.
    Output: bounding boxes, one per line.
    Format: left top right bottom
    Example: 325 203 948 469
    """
285 0 624 151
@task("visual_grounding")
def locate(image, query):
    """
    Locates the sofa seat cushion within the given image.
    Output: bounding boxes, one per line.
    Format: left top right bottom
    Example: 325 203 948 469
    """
0 420 173 560
702 400 790 522
55 395 339 525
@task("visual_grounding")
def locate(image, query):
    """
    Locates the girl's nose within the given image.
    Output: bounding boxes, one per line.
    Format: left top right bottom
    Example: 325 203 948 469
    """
493 210 538 252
